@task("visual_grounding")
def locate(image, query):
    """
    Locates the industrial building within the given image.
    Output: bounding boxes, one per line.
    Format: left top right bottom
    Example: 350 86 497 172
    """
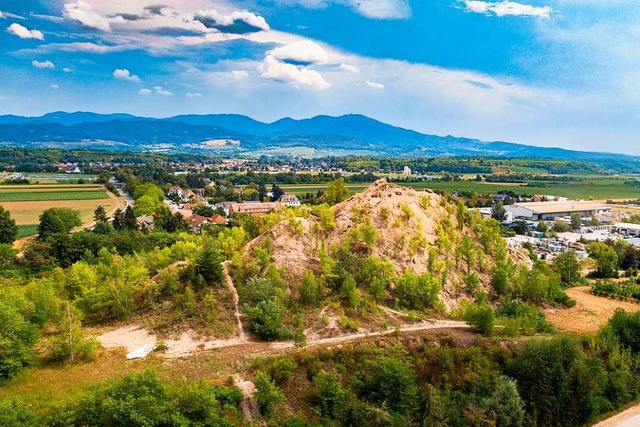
505 201 611 221
612 223 640 237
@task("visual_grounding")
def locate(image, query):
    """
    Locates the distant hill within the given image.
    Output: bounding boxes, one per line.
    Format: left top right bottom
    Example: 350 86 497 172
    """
0 111 634 160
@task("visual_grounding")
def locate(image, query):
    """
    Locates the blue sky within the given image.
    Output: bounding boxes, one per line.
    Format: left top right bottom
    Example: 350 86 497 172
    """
0 0 638 154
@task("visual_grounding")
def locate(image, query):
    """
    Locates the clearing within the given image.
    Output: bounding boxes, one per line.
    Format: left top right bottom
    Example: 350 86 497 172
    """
546 286 640 334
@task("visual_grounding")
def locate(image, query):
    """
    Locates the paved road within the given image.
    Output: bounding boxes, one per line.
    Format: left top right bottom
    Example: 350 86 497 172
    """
593 404 640 427
110 178 134 207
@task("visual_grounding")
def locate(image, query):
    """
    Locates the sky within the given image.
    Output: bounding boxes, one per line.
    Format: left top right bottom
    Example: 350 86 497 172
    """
0 0 638 154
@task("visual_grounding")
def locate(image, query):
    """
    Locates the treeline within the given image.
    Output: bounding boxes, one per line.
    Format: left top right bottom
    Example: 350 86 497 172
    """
244 309 640 426
1 371 243 426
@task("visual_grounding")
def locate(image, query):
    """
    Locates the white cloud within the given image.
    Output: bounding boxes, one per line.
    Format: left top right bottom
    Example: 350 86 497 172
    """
154 86 173 96
231 70 249 80
260 55 331 90
340 63 360 73
7 23 44 40
276 0 410 19
353 0 411 19
186 92 203 97
42 42 126 54
63 67 72 73
113 68 141 82
269 40 329 64
32 60 55 69
0 11 3 19
64 1 117 32
138 88 152 96
194 9 269 33
366 80 385 89
51 84 60 89
462 1 551 18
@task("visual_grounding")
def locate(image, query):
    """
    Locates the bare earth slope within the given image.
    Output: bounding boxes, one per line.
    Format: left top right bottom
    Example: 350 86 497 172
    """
248 179 527 309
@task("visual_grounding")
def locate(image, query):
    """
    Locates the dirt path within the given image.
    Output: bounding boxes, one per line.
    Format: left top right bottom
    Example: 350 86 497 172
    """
546 287 640 334
222 260 246 341
98 257 470 359
592 403 640 427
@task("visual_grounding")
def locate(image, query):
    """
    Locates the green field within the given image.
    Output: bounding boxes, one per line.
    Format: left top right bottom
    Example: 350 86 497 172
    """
0 190 108 202
279 178 640 200
16 224 38 239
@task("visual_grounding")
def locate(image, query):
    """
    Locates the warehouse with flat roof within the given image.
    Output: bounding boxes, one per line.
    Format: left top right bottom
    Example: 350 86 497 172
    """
505 201 611 221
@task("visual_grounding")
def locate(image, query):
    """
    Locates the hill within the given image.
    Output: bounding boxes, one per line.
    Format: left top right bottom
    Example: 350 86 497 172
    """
229 179 539 342
0 111 634 160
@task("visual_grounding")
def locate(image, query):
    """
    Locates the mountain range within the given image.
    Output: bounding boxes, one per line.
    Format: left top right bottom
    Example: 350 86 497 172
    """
0 111 633 160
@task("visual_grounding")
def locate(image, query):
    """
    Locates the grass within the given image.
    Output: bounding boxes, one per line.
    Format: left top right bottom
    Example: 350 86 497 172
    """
16 224 38 239
0 190 108 202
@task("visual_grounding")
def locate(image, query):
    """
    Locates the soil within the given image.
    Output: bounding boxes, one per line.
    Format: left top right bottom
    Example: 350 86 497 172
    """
545 286 640 334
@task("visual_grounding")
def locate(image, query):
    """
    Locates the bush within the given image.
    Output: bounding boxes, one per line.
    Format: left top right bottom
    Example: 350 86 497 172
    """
463 303 495 335
395 271 441 311
254 371 284 415
313 370 346 418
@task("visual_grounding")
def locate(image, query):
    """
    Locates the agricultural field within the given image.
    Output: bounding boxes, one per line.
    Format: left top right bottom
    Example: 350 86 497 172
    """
0 184 120 236
280 177 640 200
0 172 96 184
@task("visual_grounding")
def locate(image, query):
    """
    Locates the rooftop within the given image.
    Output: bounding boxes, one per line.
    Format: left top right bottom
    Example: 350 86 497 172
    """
510 201 610 214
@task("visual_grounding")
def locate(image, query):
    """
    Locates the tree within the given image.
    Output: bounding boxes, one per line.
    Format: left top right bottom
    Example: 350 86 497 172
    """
48 302 97 363
122 206 138 231
553 249 581 285
0 244 16 269
0 300 39 383
313 370 346 418
0 207 18 244
196 239 224 287
93 205 108 222
488 376 525 427
325 177 349 205
244 298 289 341
112 208 125 231
193 205 215 217
38 208 82 239
93 220 114 235
166 212 190 233
258 183 268 202
537 220 548 234
570 213 582 231
588 242 619 278
270 184 285 202
0 397 37 427
463 303 495 335
491 201 507 221
299 270 321 306
254 372 283 415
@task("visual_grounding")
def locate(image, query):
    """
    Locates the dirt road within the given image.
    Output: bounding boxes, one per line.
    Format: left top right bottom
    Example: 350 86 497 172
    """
546 287 640 334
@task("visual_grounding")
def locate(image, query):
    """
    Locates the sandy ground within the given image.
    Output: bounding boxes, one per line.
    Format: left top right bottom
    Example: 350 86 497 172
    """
592 404 640 427
546 287 640 334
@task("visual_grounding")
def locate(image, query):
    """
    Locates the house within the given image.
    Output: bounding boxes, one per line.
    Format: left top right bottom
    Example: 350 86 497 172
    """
168 185 184 198
136 215 155 231
403 166 412 176
279 195 301 207
211 214 227 225
182 189 197 200
188 215 210 233
505 201 611 221
228 201 279 216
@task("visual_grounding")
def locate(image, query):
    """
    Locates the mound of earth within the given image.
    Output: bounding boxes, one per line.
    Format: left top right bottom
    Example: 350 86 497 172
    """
244 179 526 309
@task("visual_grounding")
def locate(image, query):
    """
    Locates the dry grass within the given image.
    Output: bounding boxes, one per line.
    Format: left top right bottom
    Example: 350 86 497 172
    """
0 188 118 225
546 286 640 334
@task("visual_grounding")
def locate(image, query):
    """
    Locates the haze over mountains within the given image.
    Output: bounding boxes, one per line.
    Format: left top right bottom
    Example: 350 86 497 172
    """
0 111 632 160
